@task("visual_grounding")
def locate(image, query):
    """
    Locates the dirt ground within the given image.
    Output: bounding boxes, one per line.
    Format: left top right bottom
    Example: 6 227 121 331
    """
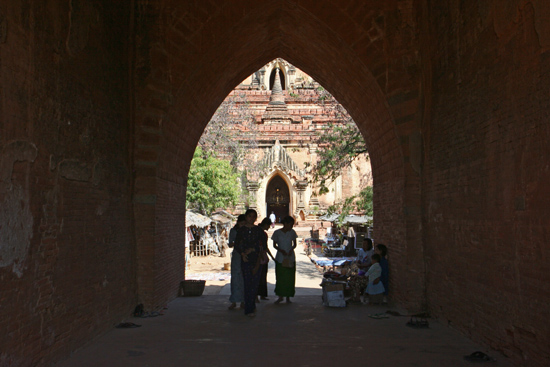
187 252 233 295
188 253 231 273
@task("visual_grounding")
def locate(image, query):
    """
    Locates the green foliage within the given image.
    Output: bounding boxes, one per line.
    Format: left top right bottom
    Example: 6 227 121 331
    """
307 89 372 218
355 186 373 216
327 196 356 226
306 97 369 193
186 147 241 215
311 121 368 190
326 186 373 225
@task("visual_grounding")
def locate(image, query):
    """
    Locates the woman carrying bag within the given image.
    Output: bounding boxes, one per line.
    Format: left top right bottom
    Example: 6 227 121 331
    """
271 216 298 304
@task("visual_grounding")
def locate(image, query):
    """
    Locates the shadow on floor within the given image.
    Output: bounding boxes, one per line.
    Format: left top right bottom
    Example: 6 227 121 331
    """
57 295 512 367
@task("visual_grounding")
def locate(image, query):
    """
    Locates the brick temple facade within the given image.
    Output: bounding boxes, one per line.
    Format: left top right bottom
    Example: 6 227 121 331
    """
217 59 371 222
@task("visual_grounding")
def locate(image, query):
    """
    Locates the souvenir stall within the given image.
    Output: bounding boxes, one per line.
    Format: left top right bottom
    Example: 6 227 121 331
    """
317 214 373 257
185 211 213 256
311 214 374 307
210 211 235 257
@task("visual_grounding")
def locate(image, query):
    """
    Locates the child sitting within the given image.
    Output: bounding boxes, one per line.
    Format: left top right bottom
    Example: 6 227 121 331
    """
363 253 385 304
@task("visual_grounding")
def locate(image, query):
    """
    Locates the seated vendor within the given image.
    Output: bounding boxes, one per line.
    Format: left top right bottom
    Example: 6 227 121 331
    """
346 238 374 303
355 238 374 270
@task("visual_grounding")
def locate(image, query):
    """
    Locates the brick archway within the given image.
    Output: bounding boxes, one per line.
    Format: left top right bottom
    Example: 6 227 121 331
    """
133 1 424 311
2 0 550 365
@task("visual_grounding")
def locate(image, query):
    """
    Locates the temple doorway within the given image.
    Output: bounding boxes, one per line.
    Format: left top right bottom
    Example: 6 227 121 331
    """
265 175 290 223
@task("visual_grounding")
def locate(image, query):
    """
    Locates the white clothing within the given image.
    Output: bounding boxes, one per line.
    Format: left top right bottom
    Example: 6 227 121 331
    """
356 248 374 264
365 262 385 295
365 262 382 283
269 213 276 223
271 228 298 263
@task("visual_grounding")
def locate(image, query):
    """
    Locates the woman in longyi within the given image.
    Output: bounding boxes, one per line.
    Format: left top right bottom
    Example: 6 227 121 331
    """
271 216 298 304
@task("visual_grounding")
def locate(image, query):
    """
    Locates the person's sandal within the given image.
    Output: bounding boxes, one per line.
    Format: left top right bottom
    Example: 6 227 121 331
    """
116 322 141 328
406 316 429 328
228 303 236 310
463 351 495 363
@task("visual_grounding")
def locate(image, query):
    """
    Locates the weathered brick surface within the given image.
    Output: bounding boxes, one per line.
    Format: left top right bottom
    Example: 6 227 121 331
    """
0 2 135 366
2 0 548 366
423 1 550 366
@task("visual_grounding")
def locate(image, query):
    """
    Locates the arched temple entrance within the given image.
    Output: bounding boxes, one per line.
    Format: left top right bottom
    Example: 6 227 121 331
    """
265 175 290 222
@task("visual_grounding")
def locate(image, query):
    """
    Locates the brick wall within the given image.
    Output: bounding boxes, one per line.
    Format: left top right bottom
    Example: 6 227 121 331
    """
130 0 422 316
423 1 550 365
0 1 135 366
133 0 424 332
5 1 548 366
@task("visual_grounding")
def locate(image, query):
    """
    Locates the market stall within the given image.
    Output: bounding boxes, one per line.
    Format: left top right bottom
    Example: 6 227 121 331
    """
318 214 373 256
210 211 235 257
186 211 213 257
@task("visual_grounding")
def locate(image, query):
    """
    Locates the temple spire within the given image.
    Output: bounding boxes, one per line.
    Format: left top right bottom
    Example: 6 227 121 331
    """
269 68 286 105
262 66 293 124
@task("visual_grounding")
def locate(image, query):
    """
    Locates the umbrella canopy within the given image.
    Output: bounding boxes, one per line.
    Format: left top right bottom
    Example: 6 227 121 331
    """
344 215 373 224
319 213 339 222
211 210 236 220
210 213 233 225
186 211 211 227
319 213 373 224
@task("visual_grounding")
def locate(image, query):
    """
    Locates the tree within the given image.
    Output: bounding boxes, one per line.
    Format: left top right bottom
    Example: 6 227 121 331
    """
186 147 241 215
355 186 373 216
198 92 264 204
311 120 369 195
199 92 259 173
306 89 372 217
327 186 373 225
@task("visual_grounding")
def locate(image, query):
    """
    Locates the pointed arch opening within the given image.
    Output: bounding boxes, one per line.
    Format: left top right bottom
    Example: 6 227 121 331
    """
265 174 290 222
133 0 420 317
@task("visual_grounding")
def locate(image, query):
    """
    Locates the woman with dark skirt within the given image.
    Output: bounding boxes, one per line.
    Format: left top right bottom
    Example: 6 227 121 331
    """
375 244 389 301
234 209 265 317
256 217 274 302
227 214 246 310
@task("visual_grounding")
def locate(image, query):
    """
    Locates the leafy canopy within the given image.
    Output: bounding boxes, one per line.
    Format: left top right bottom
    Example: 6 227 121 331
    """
186 147 241 215
311 121 368 195
307 89 372 218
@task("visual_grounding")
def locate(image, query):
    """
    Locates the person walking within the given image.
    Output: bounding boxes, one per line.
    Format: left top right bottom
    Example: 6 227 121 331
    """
257 218 274 302
269 211 276 228
272 216 298 304
227 214 246 310
235 209 265 317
